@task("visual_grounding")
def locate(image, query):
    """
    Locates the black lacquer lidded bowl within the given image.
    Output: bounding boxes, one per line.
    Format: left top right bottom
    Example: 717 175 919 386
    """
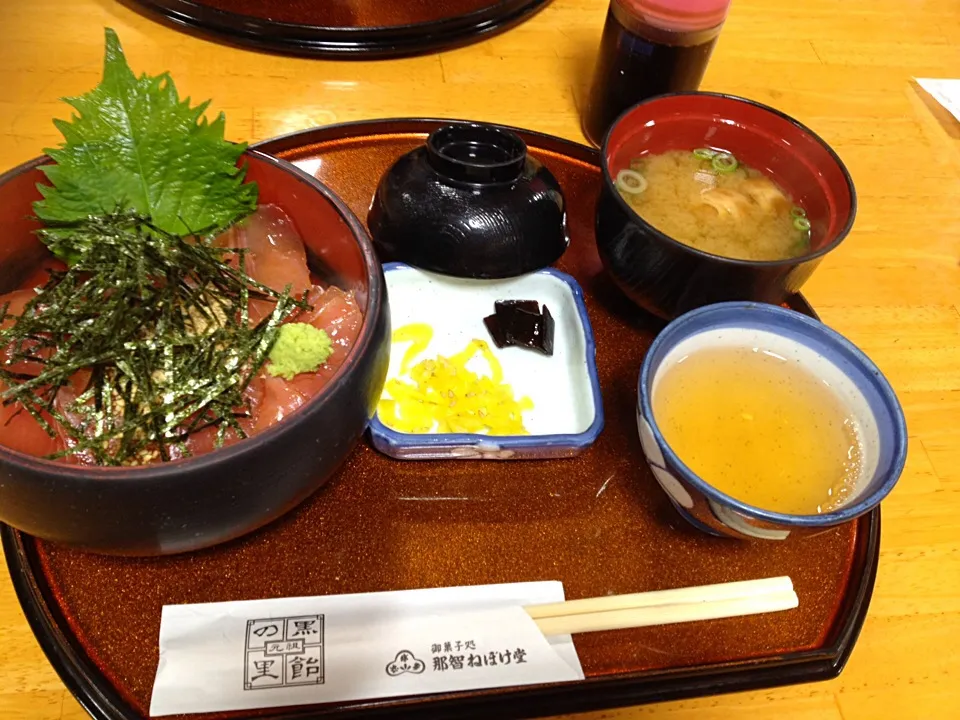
368 123 568 278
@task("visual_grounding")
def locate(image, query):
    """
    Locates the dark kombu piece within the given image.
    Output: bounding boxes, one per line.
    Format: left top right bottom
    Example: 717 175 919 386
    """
483 300 555 356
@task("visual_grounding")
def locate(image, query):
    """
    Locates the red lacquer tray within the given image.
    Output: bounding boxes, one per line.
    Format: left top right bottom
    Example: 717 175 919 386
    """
2 119 879 720
125 0 551 58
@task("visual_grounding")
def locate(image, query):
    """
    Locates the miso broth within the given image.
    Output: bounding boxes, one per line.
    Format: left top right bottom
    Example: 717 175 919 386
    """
615 149 811 261
652 342 863 515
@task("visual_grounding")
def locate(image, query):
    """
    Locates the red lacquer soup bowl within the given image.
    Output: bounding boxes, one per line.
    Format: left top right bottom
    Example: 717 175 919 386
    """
0 150 389 556
596 92 857 319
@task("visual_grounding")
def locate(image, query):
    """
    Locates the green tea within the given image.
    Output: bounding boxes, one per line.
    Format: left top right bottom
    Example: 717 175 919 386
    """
653 344 863 515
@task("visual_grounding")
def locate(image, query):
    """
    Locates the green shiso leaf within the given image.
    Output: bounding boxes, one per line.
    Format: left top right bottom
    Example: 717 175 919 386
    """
33 28 257 247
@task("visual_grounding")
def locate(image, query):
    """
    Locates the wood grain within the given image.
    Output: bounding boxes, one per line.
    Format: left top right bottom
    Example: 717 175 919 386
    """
2 0 959 718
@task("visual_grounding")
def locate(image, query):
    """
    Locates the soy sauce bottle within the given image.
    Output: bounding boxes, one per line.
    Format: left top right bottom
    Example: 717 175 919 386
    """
582 0 732 147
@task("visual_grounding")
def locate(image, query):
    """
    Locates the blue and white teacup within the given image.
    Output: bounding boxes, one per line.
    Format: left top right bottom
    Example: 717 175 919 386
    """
636 302 907 540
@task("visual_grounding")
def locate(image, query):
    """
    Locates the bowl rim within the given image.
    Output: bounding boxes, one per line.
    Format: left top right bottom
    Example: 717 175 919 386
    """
0 149 384 480
368 261 605 456
600 91 858 268
637 301 908 527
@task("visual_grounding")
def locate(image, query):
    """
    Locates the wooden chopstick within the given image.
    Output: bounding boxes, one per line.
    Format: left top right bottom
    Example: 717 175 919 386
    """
526 576 793 619
525 577 798 636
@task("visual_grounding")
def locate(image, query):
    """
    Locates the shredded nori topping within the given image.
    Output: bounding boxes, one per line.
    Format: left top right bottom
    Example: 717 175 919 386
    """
0 213 309 466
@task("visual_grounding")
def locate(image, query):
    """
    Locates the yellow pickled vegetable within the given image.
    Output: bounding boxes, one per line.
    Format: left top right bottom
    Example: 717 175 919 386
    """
379 328 533 435
392 322 433 373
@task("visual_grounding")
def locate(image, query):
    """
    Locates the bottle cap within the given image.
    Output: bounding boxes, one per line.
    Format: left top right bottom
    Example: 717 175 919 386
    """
622 0 732 33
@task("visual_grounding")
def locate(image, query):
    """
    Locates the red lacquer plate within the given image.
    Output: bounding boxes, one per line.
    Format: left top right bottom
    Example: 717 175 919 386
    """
125 0 552 58
2 119 879 720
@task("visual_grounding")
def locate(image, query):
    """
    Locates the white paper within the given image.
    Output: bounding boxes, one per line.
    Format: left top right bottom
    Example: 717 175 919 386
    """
293 158 323 177
150 582 583 717
916 78 960 123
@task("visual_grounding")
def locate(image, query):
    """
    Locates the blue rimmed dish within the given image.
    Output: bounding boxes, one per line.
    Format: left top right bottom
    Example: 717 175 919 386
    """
369 262 603 460
637 302 907 540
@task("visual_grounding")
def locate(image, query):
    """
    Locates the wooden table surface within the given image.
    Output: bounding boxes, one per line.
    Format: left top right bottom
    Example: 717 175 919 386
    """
2 0 959 718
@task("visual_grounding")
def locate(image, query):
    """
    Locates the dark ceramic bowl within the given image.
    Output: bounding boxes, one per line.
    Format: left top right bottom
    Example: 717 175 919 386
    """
596 93 857 319
368 123 568 278
0 150 390 556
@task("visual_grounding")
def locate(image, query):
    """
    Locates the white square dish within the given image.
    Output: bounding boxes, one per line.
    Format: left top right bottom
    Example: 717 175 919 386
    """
369 263 604 460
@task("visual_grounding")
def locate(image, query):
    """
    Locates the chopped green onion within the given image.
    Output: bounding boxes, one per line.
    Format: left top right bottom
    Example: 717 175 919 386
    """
693 148 718 160
794 216 811 232
791 206 807 219
711 153 738 173
616 169 648 195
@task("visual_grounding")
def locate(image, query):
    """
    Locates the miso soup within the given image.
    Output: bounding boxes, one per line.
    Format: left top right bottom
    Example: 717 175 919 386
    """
615 149 811 261
652 340 863 515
